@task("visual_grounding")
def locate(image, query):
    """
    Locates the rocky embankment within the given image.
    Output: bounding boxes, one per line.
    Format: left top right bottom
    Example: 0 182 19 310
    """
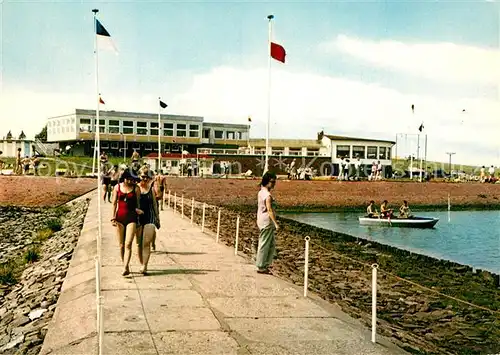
0 200 89 355
175 200 500 355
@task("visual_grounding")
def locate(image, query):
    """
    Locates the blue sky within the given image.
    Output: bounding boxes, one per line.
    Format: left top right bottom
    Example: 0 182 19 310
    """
1 0 499 165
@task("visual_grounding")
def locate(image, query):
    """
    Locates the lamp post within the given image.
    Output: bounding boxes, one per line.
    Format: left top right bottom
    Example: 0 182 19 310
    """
121 133 127 163
446 152 456 176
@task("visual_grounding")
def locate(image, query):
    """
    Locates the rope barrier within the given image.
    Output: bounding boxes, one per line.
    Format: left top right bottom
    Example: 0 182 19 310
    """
167 192 500 316
312 242 500 315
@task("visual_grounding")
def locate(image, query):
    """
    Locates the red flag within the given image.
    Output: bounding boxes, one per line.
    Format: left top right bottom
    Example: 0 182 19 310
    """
99 96 105 105
270 42 286 63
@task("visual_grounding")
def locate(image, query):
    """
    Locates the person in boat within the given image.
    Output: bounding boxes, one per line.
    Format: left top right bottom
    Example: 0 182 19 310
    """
399 200 412 218
380 200 394 219
366 200 378 218
399 200 413 219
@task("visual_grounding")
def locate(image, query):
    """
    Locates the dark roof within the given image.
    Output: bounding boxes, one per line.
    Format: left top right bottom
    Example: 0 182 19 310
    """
324 134 395 145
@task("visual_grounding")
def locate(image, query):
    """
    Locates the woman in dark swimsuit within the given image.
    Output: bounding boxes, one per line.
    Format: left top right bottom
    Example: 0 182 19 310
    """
136 170 160 275
111 169 143 276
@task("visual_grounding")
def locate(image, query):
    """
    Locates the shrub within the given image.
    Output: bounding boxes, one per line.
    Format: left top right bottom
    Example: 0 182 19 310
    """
36 228 54 242
24 247 40 263
52 205 70 217
46 218 62 232
0 262 17 285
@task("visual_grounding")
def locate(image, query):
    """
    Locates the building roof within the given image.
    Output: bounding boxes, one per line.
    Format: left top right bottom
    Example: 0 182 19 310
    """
203 122 249 129
248 138 321 148
324 134 395 145
72 109 204 122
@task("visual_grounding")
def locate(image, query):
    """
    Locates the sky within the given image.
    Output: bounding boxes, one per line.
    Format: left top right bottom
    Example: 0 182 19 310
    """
1 0 499 166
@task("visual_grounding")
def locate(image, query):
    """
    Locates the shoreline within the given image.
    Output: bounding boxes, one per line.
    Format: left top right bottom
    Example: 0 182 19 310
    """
175 199 500 354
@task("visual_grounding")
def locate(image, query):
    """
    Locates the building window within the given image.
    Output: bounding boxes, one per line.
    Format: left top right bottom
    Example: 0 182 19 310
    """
379 147 387 160
189 124 199 138
137 128 148 135
171 160 178 167
386 147 392 160
336 145 350 158
101 142 109 149
137 121 147 128
367 146 377 159
163 123 173 136
145 144 152 151
108 119 120 134
227 131 235 139
150 129 159 136
111 142 119 149
123 127 133 134
109 120 119 126
203 129 210 139
123 121 133 127
150 122 158 128
288 149 301 156
352 146 366 159
176 124 187 137
214 130 224 139
307 149 319 156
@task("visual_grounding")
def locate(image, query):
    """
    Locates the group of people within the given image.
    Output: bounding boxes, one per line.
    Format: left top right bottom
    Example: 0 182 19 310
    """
480 165 496 183
107 161 167 276
337 157 384 181
0 149 41 175
366 200 413 219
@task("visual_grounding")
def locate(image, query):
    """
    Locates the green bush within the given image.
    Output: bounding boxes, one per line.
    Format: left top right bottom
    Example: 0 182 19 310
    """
52 205 70 217
36 228 54 242
24 248 40 263
0 262 17 285
46 218 62 232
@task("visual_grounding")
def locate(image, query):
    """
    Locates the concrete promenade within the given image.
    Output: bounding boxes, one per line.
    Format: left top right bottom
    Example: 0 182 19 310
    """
41 193 405 355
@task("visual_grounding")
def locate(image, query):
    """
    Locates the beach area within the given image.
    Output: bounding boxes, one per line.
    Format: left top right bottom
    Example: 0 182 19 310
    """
0 175 499 354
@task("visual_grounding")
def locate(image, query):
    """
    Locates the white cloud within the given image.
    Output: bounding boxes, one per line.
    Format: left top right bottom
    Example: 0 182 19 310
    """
2 64 499 166
322 35 500 86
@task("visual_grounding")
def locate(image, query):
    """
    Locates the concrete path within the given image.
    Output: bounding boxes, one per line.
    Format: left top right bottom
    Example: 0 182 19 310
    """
42 194 405 355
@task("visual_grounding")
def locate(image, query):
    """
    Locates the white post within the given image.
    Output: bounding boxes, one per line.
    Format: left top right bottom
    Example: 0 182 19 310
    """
201 203 206 232
167 190 171 209
95 257 103 355
190 197 194 225
98 295 104 355
123 134 126 162
92 9 103 269
304 236 310 297
371 264 378 343
234 215 240 255
174 192 177 214
158 97 162 173
264 15 274 174
181 195 184 218
216 208 221 243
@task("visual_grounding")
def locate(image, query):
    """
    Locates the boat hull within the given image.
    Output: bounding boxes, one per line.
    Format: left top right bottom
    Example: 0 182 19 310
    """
358 216 439 228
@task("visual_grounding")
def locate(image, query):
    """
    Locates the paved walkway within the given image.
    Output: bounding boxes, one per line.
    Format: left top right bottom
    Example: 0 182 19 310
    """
42 195 405 355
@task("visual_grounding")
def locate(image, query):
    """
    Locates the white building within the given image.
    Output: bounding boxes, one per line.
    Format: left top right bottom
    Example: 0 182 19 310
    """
0 131 34 158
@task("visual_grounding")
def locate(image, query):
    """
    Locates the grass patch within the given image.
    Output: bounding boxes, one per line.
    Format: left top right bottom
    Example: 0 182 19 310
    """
0 261 17 285
46 218 62 232
24 247 40 263
36 228 54 242
52 205 70 217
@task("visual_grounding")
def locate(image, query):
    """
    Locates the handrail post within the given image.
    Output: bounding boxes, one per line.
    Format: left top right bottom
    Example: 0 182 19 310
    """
181 195 184 218
201 203 206 232
234 215 240 255
216 208 221 243
167 190 171 209
304 236 310 297
174 192 177 214
372 264 379 343
191 198 194 225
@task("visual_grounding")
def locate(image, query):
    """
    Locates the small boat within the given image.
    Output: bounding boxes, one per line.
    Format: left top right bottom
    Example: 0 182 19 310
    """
358 216 439 228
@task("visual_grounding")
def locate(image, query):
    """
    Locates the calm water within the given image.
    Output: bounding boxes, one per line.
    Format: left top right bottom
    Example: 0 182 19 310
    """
283 210 500 274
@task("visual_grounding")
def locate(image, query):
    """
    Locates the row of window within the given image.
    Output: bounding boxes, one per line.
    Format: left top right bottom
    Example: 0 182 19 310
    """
336 145 391 160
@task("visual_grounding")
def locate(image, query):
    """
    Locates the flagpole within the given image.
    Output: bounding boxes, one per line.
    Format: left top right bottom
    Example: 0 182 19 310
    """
264 15 274 175
158 97 161 173
92 9 102 266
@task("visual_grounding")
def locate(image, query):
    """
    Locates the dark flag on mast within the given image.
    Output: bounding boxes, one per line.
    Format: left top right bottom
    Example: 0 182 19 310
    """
159 100 167 109
411 104 415 113
418 123 424 132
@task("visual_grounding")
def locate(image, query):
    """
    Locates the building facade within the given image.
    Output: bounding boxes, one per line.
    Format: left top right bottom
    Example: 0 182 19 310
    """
46 109 250 158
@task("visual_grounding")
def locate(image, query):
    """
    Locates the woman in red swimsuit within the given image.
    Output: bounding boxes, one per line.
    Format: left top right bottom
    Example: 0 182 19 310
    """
111 169 143 276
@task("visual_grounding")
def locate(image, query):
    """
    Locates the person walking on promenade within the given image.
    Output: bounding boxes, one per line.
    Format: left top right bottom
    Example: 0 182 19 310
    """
136 169 160 275
15 148 22 175
111 169 143 276
109 165 120 201
154 170 167 211
256 171 278 274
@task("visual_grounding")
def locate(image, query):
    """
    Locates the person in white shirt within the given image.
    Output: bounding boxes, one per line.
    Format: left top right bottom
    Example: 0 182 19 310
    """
376 161 383 180
354 156 362 180
338 157 344 181
480 166 486 183
256 171 278 274
488 165 495 182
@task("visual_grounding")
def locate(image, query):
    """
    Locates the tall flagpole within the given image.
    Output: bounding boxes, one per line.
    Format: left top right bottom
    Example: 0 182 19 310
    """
92 9 102 264
264 15 274 175
158 97 161 173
